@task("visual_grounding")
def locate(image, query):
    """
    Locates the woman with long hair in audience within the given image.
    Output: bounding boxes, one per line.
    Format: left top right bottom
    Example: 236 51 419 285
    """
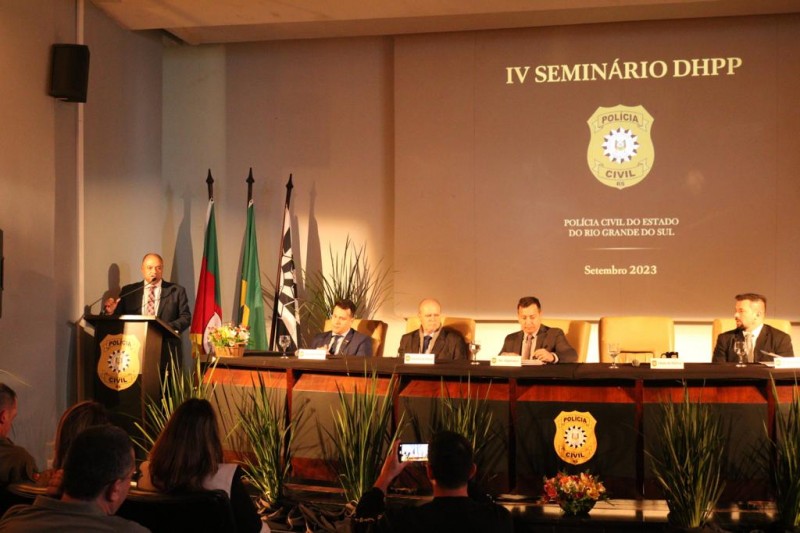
138 398 267 533
39 400 110 496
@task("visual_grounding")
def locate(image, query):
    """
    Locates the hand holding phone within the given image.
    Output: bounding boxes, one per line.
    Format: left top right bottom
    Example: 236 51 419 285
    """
398 443 428 462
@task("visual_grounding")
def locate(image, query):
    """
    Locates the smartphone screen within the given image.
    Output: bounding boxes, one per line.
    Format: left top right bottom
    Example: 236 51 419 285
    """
398 443 428 462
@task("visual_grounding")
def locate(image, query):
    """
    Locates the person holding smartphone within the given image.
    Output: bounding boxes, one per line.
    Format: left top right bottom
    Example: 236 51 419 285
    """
355 431 514 532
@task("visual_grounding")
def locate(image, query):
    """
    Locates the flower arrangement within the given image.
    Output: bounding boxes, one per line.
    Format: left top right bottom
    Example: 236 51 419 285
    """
209 323 250 348
543 471 609 516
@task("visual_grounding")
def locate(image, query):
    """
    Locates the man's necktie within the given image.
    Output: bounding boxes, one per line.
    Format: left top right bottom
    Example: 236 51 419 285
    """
146 285 156 316
522 334 533 359
744 332 754 362
330 335 343 355
422 335 432 353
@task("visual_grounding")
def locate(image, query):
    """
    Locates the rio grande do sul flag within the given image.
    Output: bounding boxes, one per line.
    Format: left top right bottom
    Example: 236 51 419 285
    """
191 198 222 355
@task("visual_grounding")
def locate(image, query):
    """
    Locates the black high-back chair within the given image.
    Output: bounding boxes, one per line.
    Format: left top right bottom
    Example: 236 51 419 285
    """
0 482 43 517
1 483 238 533
117 488 239 533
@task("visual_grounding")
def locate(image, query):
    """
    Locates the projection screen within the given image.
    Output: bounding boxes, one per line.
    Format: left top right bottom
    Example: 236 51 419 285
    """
394 15 800 320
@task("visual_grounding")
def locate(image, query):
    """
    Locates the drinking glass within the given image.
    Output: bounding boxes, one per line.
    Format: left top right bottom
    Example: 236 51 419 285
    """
278 335 291 358
733 339 747 367
468 341 481 365
608 342 620 369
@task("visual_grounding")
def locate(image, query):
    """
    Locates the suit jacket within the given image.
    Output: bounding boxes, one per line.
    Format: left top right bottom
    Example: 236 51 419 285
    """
398 327 467 361
500 325 578 363
114 280 192 334
310 328 373 357
713 324 794 363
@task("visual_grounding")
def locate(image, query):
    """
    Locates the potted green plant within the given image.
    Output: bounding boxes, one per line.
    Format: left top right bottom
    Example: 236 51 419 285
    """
233 373 295 510
305 236 391 335
429 377 502 481
764 378 800 531
328 372 402 503
648 384 726 531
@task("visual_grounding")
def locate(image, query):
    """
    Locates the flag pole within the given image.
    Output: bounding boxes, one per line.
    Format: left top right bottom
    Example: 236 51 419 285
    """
269 174 294 350
246 167 254 203
206 168 214 200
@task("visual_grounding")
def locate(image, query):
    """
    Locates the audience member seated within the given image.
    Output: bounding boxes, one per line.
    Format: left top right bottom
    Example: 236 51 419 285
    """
38 400 110 497
500 296 577 363
713 292 794 363
0 425 148 532
137 398 268 533
311 299 373 356
398 299 468 360
355 431 514 532
0 383 37 487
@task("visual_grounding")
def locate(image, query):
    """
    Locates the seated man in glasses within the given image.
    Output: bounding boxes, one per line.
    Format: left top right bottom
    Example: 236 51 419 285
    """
398 298 467 360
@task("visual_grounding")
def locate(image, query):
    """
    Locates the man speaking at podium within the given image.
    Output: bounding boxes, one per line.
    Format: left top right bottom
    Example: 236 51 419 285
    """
103 253 191 335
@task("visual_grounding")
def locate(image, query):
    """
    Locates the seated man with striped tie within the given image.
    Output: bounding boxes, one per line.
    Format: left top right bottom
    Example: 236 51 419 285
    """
311 299 373 357
398 298 467 360
500 296 577 363
713 293 793 363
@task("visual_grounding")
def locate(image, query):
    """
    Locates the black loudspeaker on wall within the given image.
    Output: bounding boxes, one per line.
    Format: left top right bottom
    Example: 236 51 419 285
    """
0 228 4 319
49 44 90 103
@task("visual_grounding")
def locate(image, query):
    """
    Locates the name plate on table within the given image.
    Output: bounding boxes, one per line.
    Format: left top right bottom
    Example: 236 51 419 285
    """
650 358 684 370
404 353 435 365
297 349 327 360
767 357 800 369
491 354 522 367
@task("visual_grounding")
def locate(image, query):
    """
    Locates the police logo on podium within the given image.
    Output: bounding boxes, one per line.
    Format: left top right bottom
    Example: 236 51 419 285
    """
97 334 141 391
554 410 598 465
587 104 655 190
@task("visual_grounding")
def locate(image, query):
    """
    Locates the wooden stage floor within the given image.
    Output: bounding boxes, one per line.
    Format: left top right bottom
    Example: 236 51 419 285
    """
280 483 779 533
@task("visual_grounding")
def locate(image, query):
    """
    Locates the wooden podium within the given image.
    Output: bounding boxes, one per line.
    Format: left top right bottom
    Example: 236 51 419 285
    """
81 315 179 438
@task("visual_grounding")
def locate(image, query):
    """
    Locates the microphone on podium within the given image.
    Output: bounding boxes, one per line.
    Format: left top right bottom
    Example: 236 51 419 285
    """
83 291 112 317
85 279 159 318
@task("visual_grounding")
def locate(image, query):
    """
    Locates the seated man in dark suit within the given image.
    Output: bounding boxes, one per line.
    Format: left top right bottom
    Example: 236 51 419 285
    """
500 296 577 363
103 253 191 335
0 425 148 532
0 384 37 487
355 430 513 532
713 293 794 363
398 299 467 360
310 299 373 356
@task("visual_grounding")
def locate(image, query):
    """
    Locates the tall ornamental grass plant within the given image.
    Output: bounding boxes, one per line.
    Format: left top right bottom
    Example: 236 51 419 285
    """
648 385 726 529
328 372 401 502
234 373 294 508
766 378 800 529
431 377 499 474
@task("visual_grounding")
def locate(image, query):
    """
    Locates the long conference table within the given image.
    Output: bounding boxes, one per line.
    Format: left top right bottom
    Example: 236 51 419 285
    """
204 355 800 501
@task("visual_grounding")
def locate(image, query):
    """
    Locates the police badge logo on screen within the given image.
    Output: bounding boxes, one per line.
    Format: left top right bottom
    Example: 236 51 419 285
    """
587 104 655 190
